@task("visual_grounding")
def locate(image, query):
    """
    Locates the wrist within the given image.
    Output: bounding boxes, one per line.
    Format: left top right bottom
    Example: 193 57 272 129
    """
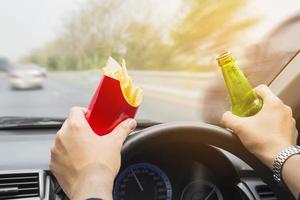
258 143 293 169
71 165 114 200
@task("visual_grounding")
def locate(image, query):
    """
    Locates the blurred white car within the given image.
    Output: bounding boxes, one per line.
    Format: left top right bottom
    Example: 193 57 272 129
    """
9 64 46 89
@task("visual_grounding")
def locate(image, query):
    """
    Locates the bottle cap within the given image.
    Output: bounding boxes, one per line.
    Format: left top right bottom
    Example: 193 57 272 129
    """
217 52 233 66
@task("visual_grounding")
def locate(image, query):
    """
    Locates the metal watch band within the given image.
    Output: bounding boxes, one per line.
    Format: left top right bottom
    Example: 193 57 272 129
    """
272 145 300 184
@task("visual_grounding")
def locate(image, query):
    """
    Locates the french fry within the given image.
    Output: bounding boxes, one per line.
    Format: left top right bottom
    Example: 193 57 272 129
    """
102 59 142 107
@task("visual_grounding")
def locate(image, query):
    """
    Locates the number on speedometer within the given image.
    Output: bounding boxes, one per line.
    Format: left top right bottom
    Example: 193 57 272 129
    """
113 163 172 200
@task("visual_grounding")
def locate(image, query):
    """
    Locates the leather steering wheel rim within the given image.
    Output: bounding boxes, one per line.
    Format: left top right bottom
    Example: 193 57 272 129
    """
122 121 293 199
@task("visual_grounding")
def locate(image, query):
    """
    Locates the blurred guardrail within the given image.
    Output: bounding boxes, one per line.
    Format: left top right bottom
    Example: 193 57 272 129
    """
50 70 216 107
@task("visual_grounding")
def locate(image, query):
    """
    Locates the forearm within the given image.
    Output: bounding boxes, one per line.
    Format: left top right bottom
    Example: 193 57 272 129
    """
282 154 300 198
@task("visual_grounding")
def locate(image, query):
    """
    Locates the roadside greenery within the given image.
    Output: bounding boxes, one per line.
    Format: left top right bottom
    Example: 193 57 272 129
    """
23 0 258 71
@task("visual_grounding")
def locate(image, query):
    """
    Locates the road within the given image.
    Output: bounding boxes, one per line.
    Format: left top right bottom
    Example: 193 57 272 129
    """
0 73 200 122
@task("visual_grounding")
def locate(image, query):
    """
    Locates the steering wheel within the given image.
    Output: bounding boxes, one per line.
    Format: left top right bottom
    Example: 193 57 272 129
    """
121 121 293 199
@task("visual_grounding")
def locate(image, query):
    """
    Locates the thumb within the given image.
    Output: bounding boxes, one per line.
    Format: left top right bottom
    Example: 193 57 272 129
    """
221 111 243 132
109 119 137 143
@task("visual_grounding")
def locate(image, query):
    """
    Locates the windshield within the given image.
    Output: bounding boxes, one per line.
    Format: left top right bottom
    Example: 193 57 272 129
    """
0 0 299 124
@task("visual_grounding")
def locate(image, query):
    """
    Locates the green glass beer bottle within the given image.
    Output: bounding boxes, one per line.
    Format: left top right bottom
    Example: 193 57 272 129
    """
217 52 263 117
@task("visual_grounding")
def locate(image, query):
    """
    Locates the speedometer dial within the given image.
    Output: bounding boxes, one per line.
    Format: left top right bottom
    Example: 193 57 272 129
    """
113 163 172 200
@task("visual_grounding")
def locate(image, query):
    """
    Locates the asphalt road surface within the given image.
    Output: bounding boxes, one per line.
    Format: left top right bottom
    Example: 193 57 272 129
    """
0 73 199 122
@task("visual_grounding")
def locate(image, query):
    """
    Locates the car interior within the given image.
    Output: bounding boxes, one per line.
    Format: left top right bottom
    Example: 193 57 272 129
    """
0 51 299 200
1 0 300 199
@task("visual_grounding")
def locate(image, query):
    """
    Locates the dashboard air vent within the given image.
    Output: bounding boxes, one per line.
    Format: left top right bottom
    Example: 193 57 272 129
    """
0 172 39 199
256 185 277 200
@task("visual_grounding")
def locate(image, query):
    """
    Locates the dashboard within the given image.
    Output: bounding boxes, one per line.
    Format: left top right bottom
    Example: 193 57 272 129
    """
0 124 278 200
112 144 244 200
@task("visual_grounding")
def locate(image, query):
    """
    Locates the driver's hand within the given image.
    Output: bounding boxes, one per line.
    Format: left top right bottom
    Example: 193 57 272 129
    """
49 107 137 200
222 85 298 168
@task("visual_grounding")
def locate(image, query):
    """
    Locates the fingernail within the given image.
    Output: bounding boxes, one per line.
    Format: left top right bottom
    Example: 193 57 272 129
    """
127 119 137 130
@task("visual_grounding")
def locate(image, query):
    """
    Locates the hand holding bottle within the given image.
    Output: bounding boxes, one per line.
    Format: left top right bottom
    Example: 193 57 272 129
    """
222 84 297 168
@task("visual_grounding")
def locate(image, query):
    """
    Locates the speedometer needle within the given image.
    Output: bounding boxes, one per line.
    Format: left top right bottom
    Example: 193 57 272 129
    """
131 169 144 192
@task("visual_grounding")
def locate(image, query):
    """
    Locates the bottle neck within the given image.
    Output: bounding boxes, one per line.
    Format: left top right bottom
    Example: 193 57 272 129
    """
218 54 254 106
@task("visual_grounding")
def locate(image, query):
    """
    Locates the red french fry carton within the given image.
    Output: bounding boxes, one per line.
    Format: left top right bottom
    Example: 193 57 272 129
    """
85 58 142 135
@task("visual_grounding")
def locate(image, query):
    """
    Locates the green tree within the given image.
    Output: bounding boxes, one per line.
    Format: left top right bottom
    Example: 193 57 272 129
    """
171 0 259 69
22 0 258 72
124 22 174 70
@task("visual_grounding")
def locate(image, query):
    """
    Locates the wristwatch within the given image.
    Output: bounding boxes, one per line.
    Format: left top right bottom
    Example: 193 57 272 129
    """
272 145 300 184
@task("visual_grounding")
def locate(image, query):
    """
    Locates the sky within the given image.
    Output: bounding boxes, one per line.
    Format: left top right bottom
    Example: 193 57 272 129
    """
0 0 299 61
0 0 86 61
